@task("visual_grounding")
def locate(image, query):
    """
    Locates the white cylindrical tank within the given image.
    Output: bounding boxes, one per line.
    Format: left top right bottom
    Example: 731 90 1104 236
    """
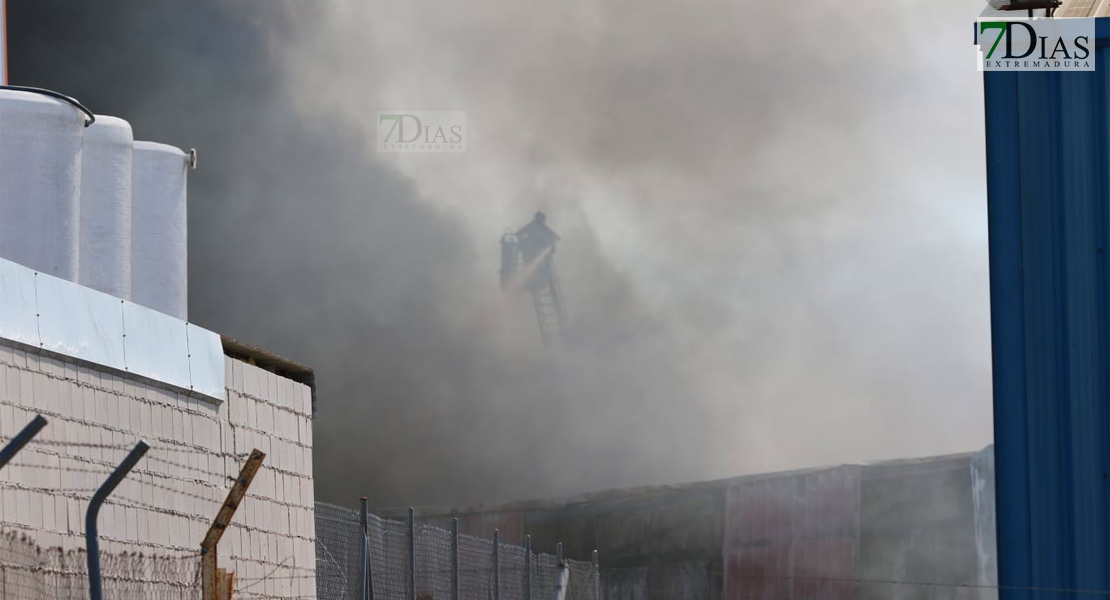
0 89 85 279
79 115 134 299
132 141 189 320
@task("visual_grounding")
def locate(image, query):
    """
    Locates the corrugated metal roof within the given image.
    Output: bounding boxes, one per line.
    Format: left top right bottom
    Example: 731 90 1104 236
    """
984 18 1110 600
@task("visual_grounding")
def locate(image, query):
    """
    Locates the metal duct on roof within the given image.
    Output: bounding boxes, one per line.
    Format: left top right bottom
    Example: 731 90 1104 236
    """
0 89 84 280
79 115 134 300
131 140 188 320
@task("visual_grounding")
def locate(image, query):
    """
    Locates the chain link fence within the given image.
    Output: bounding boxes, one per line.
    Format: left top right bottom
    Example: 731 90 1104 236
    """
316 502 599 600
316 502 367 600
0 528 201 600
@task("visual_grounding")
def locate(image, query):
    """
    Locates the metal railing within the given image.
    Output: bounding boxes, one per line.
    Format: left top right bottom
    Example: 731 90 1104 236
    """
316 501 599 600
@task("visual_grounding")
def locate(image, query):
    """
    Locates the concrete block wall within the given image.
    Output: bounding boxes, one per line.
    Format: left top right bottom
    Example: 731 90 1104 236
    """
0 340 315 599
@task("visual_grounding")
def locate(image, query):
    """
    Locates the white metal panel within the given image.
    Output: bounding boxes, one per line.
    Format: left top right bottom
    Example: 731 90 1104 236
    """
36 273 126 368
122 301 191 392
0 257 227 402
0 258 40 346
187 323 226 401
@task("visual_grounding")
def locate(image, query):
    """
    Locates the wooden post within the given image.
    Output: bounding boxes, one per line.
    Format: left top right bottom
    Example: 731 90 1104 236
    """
202 449 266 600
216 569 236 600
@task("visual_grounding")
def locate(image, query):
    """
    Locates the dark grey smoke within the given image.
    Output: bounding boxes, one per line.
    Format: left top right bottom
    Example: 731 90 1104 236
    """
9 0 994 507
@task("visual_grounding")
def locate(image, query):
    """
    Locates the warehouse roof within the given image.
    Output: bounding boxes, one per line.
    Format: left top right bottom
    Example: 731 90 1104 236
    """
1058 0 1110 17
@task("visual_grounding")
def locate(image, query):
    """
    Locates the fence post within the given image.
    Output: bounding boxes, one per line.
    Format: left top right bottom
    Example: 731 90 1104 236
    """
201 449 266 600
359 497 370 600
525 535 532 600
87 440 149 600
493 528 500 600
555 542 565 600
0 414 47 469
408 507 416 600
453 518 460 600
592 549 599 600
553 555 569 600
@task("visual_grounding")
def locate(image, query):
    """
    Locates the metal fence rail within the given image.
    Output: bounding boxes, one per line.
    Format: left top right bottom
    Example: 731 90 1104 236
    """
316 501 599 600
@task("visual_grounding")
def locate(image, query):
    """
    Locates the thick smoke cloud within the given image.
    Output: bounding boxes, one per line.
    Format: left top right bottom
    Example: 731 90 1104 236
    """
10 0 993 507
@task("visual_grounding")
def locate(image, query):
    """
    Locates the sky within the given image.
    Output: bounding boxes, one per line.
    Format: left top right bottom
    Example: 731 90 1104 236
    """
10 0 995 507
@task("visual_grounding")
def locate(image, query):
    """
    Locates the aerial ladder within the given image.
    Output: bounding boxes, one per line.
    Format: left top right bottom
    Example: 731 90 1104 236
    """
500 212 566 350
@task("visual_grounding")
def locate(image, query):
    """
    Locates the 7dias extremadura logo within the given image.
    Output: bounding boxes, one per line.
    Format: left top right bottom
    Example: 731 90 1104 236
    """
975 18 1094 71
377 111 466 153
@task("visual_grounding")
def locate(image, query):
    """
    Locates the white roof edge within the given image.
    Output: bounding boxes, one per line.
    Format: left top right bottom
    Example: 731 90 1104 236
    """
0 256 226 403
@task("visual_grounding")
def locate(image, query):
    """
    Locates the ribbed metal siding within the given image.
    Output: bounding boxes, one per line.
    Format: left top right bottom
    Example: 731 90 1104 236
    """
984 18 1110 600
723 467 860 600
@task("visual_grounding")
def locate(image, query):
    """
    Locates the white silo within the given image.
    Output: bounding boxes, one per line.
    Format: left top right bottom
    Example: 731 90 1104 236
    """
132 141 189 320
79 115 134 299
0 89 86 280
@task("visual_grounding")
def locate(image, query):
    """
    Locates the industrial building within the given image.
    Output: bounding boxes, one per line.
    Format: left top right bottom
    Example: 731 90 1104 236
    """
0 87 317 598
4 2 1110 600
378 449 997 600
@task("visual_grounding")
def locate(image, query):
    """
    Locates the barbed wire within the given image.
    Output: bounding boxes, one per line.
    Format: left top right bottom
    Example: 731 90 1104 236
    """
236 592 316 599
1 433 256 460
141 453 232 480
2 462 217 508
13 439 131 450
237 572 316 583
1 441 253 485
0 528 201 600
236 556 293 592
3 455 222 489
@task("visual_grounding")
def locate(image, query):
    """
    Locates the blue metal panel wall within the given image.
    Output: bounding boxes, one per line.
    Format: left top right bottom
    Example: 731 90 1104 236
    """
985 18 1110 600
